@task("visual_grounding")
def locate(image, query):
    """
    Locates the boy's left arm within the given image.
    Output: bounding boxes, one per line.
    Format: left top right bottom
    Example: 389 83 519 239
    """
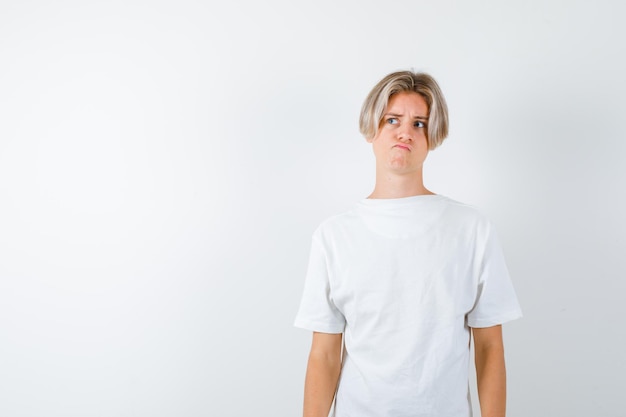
472 325 507 417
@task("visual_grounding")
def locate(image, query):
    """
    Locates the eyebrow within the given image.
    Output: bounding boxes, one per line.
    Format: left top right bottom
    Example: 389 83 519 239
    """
384 112 428 121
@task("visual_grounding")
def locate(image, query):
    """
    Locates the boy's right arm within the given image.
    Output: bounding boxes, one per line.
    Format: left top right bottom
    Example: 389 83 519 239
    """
303 331 343 417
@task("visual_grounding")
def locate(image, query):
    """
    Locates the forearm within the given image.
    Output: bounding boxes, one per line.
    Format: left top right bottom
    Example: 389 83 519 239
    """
475 345 506 417
303 351 342 417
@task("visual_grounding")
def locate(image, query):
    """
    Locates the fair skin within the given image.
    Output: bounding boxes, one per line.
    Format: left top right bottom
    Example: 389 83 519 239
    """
303 332 343 417
473 325 507 417
367 91 433 199
303 91 507 417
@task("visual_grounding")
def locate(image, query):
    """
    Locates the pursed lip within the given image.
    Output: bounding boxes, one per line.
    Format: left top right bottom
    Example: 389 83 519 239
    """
393 144 411 151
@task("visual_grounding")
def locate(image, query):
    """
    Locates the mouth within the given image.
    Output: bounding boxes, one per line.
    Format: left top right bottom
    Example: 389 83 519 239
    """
394 145 411 151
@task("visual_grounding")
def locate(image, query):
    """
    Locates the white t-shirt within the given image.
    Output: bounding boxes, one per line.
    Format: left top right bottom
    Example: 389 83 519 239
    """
294 195 522 417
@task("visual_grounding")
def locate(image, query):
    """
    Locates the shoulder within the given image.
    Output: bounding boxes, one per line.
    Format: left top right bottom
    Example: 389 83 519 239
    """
438 196 492 229
312 209 359 241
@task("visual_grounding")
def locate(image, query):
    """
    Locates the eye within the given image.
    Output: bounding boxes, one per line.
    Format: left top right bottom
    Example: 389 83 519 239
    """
386 117 399 125
414 121 426 128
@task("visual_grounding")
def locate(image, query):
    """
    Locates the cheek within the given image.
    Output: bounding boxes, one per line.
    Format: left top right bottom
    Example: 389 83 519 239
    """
416 133 429 147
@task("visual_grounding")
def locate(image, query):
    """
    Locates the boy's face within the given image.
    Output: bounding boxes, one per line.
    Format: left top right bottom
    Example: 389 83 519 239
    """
368 92 430 176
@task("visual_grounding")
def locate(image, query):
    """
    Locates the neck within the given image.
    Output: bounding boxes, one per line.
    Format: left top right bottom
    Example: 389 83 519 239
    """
368 170 434 199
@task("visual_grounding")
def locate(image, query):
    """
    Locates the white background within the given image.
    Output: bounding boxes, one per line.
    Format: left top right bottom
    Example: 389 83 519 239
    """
1 1 625 416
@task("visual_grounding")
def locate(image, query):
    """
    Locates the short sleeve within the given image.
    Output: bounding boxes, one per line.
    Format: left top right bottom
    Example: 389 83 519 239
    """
467 221 523 328
294 232 346 334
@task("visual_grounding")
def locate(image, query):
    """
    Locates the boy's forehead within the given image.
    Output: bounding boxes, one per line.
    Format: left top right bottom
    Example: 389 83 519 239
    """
385 92 428 116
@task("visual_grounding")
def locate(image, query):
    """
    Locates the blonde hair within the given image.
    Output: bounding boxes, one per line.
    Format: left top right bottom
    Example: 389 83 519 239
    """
359 71 449 150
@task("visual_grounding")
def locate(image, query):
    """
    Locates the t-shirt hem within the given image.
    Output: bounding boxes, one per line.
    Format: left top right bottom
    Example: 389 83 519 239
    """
467 309 523 328
294 317 345 334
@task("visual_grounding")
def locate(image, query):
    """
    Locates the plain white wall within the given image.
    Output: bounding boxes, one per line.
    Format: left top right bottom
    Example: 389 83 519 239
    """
1 1 624 416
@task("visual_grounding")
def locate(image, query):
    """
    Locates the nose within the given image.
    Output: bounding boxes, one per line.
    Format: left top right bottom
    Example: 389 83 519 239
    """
397 125 412 142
